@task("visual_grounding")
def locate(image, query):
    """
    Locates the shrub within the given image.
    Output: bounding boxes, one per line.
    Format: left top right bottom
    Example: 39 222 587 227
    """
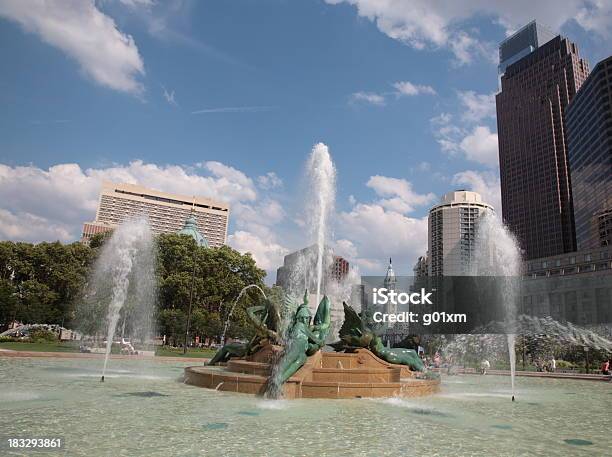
28 328 58 342
556 360 576 369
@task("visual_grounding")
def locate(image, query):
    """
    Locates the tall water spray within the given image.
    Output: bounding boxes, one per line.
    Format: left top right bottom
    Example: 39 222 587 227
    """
82 218 157 382
471 211 522 400
305 143 336 305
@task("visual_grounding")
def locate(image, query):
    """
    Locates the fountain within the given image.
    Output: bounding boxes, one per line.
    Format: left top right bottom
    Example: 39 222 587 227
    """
306 143 336 306
184 144 440 399
471 211 522 400
185 290 440 398
220 284 268 346
78 218 157 382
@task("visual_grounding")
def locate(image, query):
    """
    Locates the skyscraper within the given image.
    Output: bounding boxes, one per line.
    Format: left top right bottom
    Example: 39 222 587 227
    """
82 181 229 247
428 190 493 276
566 56 612 249
496 22 590 260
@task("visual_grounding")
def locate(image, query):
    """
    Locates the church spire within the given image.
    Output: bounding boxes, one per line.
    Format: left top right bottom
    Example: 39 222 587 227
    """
384 258 396 289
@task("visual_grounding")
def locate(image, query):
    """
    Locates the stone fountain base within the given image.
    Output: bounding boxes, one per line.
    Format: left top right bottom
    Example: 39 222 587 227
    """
184 346 440 399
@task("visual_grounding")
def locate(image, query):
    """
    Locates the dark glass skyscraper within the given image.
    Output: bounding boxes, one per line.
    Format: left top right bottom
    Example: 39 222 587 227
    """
496 25 590 260
567 56 612 249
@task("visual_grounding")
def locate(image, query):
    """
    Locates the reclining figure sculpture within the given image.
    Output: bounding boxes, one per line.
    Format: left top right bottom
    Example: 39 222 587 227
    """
331 302 425 372
208 295 283 365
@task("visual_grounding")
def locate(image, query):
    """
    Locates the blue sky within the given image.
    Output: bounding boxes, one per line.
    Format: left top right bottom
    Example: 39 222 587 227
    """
0 0 611 280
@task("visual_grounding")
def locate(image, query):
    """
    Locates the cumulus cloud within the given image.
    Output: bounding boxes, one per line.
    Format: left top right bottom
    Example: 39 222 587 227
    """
458 91 496 123
393 81 436 96
452 170 501 213
366 175 436 214
337 203 429 274
257 172 283 190
0 0 145 95
228 230 288 271
0 209 73 243
350 91 386 106
325 0 612 64
431 91 499 167
459 126 499 167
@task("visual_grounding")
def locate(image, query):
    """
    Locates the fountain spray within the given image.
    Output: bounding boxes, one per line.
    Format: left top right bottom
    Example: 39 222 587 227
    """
82 218 156 383
305 143 336 305
472 211 522 401
220 284 267 346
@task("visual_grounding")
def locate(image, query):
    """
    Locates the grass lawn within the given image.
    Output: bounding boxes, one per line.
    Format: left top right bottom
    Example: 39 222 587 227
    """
155 347 216 358
0 340 216 358
0 341 80 352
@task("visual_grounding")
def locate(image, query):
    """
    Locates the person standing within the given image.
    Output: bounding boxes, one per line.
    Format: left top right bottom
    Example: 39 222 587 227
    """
601 359 610 375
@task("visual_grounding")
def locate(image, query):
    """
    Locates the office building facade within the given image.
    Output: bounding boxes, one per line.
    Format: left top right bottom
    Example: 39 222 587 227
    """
496 26 590 260
566 56 612 250
428 191 493 276
82 182 229 247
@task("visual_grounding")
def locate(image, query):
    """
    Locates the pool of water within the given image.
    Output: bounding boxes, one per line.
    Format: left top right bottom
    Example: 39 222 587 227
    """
1 357 610 456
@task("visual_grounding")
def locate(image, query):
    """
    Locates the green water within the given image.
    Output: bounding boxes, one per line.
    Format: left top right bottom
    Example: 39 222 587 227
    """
0 357 610 456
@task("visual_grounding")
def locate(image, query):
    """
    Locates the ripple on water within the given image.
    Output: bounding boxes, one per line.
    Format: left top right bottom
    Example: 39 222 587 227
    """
491 425 513 430
237 411 260 416
204 423 228 430
115 391 169 398
564 439 593 446
377 398 451 417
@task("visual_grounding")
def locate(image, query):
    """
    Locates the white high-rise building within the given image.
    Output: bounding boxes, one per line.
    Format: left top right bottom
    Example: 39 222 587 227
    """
82 182 229 247
428 190 493 276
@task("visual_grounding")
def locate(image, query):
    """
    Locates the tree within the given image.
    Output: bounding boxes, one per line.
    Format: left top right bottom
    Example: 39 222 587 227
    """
156 234 267 344
0 279 18 329
0 240 95 327
157 308 186 346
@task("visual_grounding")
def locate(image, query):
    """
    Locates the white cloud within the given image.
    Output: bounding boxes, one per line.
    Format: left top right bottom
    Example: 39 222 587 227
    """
431 93 499 167
452 170 501 212
459 126 499 168
393 81 436 96
337 203 429 274
228 231 288 272
350 91 386 106
118 0 155 8
458 91 496 123
0 208 73 243
351 81 436 106
576 1 612 38
0 0 145 95
257 172 283 190
325 0 612 64
366 175 436 214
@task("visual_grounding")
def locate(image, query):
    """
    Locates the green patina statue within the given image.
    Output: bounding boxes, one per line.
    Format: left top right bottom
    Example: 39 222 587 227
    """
208 290 332 372
273 293 332 385
208 296 284 366
332 302 425 372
